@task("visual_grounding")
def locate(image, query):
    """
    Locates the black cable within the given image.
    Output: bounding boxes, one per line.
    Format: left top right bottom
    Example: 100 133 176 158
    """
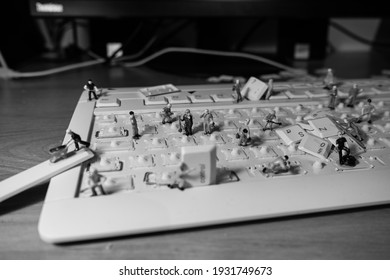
107 21 148 62
330 20 390 49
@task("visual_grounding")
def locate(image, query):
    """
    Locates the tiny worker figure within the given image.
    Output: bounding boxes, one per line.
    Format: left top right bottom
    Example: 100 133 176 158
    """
232 79 243 103
199 109 214 135
344 118 363 141
263 110 281 131
359 98 375 124
161 103 174 124
336 130 350 165
263 155 291 174
129 111 141 139
236 127 251 146
346 83 362 108
323 68 334 89
66 129 90 151
328 85 338 110
264 78 274 100
180 109 193 136
84 79 99 101
87 168 106 196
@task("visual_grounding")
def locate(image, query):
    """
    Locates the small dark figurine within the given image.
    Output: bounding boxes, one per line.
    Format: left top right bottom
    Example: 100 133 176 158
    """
129 111 141 139
66 129 90 151
179 109 193 136
84 79 99 101
336 131 357 166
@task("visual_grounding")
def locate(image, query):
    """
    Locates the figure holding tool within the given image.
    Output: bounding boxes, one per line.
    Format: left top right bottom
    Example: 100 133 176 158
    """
263 110 282 131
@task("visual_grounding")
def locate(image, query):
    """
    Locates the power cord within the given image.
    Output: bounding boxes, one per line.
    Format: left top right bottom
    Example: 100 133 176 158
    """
120 46 308 77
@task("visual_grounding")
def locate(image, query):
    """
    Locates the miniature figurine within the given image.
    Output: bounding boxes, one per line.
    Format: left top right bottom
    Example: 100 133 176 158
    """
263 110 281 131
179 109 193 136
335 130 357 166
86 168 106 196
343 117 363 141
161 103 174 124
66 129 90 151
346 83 362 108
262 155 291 174
236 127 251 146
129 111 141 139
323 68 334 89
199 109 215 135
144 163 195 191
328 85 338 110
84 79 99 101
264 78 274 100
232 79 243 103
359 98 375 124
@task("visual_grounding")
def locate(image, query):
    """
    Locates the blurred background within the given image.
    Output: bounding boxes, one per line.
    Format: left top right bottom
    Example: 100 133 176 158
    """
1 0 390 78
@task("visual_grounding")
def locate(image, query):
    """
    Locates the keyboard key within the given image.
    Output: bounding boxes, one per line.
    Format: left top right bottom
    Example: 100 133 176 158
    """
144 95 167 105
275 124 307 145
188 94 214 103
298 134 332 160
241 76 268 101
139 84 180 96
308 117 339 138
181 144 217 186
166 94 191 104
96 97 121 107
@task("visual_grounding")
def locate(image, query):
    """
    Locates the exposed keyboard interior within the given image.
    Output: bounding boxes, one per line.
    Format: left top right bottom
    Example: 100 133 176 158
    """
38 77 390 243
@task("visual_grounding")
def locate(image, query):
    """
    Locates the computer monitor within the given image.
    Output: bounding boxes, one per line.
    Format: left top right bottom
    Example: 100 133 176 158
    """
27 0 390 62
29 0 389 18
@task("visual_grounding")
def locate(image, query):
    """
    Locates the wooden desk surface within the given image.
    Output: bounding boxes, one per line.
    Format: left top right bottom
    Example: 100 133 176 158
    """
1 53 390 260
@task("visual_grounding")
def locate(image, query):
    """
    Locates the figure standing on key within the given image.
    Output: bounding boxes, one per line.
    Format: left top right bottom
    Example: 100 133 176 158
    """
328 85 338 110
87 168 106 196
236 127 251 146
66 129 90 151
129 111 141 139
359 98 375 124
264 78 274 100
180 109 193 136
336 131 350 165
84 79 99 101
343 118 363 141
346 83 362 108
161 103 174 124
263 110 281 131
199 109 214 135
232 79 243 103
323 68 334 89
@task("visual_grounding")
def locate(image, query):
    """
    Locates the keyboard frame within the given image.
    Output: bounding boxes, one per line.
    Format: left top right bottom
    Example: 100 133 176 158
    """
38 82 390 243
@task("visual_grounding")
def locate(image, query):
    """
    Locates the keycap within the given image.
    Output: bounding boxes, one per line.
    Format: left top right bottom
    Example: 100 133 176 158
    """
241 76 268 100
181 144 217 186
308 117 339 138
0 148 95 203
298 134 332 160
275 124 307 145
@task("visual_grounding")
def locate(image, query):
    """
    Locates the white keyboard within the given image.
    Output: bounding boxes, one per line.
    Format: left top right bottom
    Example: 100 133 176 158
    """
38 78 390 243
